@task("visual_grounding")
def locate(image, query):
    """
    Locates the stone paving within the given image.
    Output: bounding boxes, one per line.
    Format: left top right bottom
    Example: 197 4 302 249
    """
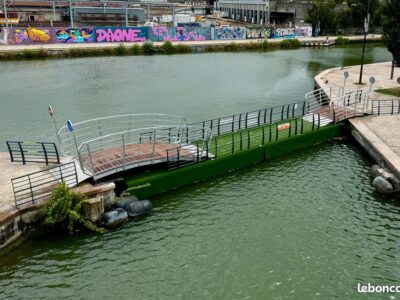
0 152 49 209
315 62 400 101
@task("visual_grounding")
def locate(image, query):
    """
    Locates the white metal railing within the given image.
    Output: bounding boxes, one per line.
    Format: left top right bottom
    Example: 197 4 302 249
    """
304 86 344 114
76 125 212 180
58 113 187 157
329 89 370 122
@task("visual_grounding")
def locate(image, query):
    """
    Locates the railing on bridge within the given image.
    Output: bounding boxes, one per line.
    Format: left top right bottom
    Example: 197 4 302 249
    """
167 111 325 170
11 162 78 207
76 125 212 180
371 99 400 116
58 114 187 157
189 101 313 138
329 89 370 122
6 141 60 165
305 86 345 110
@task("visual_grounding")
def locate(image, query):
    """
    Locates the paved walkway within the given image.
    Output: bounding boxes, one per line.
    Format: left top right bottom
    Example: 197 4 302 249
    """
315 61 400 101
0 34 381 52
0 152 48 209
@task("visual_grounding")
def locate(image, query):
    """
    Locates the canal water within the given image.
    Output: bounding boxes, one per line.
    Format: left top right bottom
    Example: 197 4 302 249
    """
1 45 399 299
0 44 391 146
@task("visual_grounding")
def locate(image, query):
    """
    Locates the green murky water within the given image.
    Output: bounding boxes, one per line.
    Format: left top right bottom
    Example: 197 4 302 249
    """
1 45 399 299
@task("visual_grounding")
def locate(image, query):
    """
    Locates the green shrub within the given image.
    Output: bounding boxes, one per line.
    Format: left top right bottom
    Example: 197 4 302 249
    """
130 44 141 55
142 41 156 55
260 40 270 49
161 41 174 54
280 39 301 48
114 43 127 55
336 36 349 45
42 183 103 234
23 49 34 59
224 42 238 51
175 44 192 53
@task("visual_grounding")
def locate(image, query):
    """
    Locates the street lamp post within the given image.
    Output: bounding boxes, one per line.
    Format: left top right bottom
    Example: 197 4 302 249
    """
358 1 370 84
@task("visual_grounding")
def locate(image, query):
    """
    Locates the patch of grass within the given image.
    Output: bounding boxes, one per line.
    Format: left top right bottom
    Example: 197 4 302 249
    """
375 87 400 97
22 49 34 59
161 41 174 54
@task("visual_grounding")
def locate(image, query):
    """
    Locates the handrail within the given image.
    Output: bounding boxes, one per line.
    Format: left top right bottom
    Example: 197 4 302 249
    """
6 141 60 165
11 161 77 207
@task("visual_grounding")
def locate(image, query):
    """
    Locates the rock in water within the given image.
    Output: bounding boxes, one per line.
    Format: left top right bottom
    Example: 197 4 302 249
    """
102 208 128 228
126 200 153 217
373 176 394 194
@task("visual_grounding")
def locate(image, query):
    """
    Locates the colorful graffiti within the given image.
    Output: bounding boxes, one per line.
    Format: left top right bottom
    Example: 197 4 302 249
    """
271 27 296 38
214 27 246 40
295 26 312 38
14 28 51 44
55 28 94 43
150 26 210 41
95 27 148 43
246 27 271 39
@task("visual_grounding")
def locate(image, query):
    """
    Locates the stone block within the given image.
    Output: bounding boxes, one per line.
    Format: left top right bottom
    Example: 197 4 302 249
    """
81 197 104 223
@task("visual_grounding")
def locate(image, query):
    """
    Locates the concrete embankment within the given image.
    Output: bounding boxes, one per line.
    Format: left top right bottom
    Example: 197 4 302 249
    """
0 34 382 59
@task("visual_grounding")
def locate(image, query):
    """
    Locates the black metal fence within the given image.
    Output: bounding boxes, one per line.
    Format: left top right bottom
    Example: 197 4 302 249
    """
11 162 78 207
371 99 400 116
188 101 308 138
167 113 322 170
6 141 60 165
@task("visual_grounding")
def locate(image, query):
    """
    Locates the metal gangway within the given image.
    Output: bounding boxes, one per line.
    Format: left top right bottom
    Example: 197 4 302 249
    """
304 85 371 125
57 113 212 181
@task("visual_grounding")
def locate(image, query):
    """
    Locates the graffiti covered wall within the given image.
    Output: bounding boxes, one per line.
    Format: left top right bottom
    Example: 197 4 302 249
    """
246 27 271 39
214 27 246 40
55 28 94 43
150 26 211 41
295 26 312 37
271 27 296 38
14 28 52 44
95 27 148 43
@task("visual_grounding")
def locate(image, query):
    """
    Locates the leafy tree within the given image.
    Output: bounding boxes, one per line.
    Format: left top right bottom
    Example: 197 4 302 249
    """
382 0 400 66
306 0 337 35
42 183 103 234
347 0 381 30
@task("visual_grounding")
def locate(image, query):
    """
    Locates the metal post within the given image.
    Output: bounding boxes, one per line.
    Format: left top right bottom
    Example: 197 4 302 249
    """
147 4 150 22
172 3 175 26
52 1 56 22
69 0 74 28
152 129 156 163
3 0 8 29
391 59 395 80
359 9 370 84
125 1 128 26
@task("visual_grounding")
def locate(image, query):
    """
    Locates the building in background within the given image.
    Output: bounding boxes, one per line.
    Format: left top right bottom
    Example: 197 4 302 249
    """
217 0 310 26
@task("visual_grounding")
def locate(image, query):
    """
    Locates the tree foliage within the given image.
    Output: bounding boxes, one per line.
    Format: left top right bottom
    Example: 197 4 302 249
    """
305 0 337 35
42 183 103 234
382 0 400 66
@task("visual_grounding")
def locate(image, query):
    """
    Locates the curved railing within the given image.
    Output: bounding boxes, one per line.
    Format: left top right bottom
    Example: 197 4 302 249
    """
58 113 187 157
76 125 212 180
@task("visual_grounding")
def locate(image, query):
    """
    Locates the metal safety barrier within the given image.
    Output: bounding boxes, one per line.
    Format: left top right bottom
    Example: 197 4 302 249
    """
11 162 78 207
6 141 60 165
371 99 400 116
